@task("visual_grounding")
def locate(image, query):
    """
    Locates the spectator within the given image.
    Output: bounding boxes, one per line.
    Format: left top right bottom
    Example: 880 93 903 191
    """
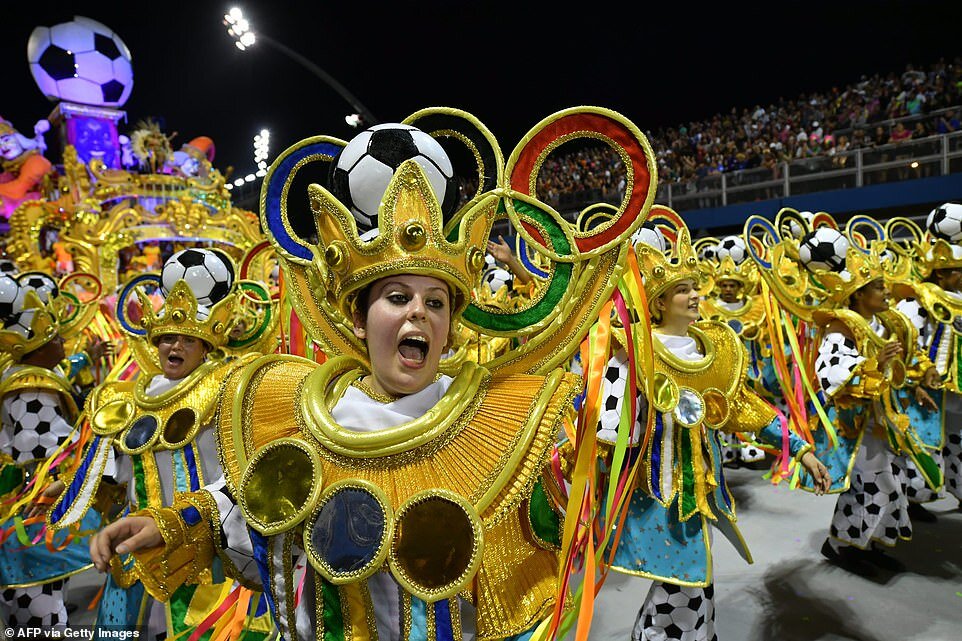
889 122 912 144
936 109 960 134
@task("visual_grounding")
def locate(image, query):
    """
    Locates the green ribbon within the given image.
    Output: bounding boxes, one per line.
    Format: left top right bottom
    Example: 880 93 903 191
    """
321 578 344 641
528 480 561 547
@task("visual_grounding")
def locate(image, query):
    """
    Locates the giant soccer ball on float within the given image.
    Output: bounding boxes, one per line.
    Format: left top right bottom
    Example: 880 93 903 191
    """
329 123 459 238
27 16 134 107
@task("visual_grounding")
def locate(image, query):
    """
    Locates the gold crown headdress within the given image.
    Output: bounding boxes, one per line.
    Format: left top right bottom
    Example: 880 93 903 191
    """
634 222 705 300
711 254 758 289
743 211 909 319
0 290 59 361
134 279 239 349
309 160 494 319
263 107 657 375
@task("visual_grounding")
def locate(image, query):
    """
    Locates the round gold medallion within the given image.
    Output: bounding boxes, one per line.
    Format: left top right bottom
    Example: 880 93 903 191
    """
388 489 482 602
91 399 134 435
240 438 322 535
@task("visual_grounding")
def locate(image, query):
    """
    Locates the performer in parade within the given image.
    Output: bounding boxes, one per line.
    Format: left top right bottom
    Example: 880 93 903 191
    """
891 206 962 514
48 249 276 640
591 212 831 641
81 106 659 639
746 212 941 576
0 275 102 627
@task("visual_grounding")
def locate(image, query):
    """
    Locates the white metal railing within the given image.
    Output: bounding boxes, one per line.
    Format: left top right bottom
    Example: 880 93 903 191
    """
658 130 962 211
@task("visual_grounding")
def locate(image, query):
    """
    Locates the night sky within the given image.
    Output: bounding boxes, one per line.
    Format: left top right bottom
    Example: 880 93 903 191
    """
3 0 961 179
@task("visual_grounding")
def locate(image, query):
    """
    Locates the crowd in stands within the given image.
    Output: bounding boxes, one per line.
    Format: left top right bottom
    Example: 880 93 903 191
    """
535 58 962 209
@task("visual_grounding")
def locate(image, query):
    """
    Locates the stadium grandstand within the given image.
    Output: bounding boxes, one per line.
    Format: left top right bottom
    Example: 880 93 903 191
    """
531 58 962 235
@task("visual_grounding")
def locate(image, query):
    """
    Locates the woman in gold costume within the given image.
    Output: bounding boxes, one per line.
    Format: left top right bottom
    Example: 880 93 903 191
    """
86 107 660 640
590 210 830 641
50 248 275 640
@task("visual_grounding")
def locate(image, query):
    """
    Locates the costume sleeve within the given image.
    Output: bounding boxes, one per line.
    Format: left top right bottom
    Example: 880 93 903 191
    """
756 417 812 461
596 348 646 445
716 382 778 434
815 331 881 399
895 298 929 349
128 476 262 601
0 388 77 464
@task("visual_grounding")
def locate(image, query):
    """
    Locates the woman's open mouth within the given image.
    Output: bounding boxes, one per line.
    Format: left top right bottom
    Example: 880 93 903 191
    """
397 335 428 368
167 354 184 368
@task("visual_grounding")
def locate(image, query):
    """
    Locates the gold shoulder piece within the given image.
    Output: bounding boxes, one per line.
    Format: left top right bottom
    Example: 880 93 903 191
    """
217 353 318 489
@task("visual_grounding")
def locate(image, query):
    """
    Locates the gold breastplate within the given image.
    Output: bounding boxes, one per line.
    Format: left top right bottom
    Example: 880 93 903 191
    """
218 354 578 630
88 357 245 455
649 322 745 428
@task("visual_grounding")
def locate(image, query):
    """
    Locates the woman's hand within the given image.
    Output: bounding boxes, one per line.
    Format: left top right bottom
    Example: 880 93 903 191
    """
89 516 163 572
801 451 831 495
913 385 939 411
922 366 942 390
876 341 903 369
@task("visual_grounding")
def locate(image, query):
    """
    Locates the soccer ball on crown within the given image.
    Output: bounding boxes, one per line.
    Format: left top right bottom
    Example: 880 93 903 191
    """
329 123 459 238
27 16 134 107
3 309 36 340
631 222 667 253
799 227 849 272
926 203 962 242
0 276 24 320
161 249 234 307
0 259 19 276
482 267 513 295
787 211 816 239
698 243 719 263
16 272 59 303
716 235 748 264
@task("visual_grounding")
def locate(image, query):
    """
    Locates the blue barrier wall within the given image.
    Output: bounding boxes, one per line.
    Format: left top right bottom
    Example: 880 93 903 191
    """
680 173 962 230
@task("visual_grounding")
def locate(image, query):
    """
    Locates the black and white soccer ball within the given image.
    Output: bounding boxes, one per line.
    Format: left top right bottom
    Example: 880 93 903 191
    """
482 267 513 295
631 222 667 253
16 272 59 303
161 249 234 307
0 259 19 276
28 16 134 108
3 309 36 340
799 227 849 272
788 211 816 239
329 123 458 238
926 203 962 242
716 235 748 264
698 243 719 263
0 276 24 320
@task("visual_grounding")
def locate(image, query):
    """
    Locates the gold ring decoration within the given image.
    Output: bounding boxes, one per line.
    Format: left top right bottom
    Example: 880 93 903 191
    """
650 372 679 414
303 479 393 584
239 437 323 535
889 359 907 389
160 407 199 449
91 398 135 436
701 388 731 429
119 414 161 454
673 388 706 428
388 489 483 602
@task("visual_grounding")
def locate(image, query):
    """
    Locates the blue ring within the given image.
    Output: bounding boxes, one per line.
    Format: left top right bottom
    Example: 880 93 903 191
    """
116 274 161 336
517 237 550 279
263 139 343 262
744 216 777 270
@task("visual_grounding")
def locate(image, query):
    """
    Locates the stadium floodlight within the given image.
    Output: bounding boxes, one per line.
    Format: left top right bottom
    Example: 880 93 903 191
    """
224 7 256 51
222 7 377 125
